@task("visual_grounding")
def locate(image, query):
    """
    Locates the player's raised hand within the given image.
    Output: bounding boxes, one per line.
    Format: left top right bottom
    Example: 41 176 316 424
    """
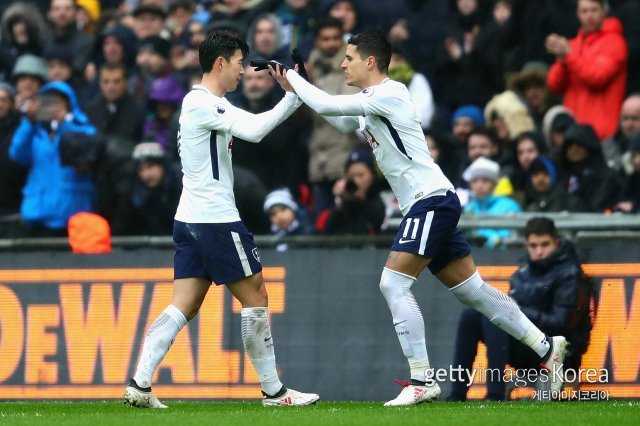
250 59 287 75
268 64 295 93
291 48 309 81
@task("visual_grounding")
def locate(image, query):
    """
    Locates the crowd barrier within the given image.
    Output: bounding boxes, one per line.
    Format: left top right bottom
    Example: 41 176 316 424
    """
0 243 638 401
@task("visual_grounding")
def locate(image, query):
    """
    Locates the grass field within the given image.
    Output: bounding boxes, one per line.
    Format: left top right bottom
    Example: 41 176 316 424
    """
0 401 638 426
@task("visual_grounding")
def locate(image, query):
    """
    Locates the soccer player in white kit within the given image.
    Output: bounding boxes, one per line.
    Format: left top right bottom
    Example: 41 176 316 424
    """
123 31 319 408
267 30 569 406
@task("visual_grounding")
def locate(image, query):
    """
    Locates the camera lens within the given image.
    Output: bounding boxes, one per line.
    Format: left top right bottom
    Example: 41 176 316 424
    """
345 179 358 194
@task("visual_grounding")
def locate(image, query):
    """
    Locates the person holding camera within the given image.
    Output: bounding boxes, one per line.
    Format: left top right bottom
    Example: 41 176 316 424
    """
9 80 96 236
318 149 386 235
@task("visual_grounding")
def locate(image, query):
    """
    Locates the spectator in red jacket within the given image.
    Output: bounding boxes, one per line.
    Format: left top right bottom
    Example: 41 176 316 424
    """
545 0 627 140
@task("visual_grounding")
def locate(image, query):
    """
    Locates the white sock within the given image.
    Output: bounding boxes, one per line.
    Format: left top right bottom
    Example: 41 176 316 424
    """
379 268 431 382
133 304 187 388
450 271 550 358
241 307 283 396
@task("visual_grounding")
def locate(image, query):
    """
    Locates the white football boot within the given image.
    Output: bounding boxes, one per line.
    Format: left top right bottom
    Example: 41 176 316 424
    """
123 383 167 409
540 336 570 394
262 388 319 407
384 380 441 407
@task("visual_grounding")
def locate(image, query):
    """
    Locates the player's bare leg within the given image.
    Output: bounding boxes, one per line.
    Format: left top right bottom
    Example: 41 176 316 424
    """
437 255 569 395
125 278 210 408
228 273 319 406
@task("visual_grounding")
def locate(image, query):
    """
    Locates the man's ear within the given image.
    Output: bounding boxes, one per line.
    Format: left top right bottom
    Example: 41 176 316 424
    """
367 55 376 70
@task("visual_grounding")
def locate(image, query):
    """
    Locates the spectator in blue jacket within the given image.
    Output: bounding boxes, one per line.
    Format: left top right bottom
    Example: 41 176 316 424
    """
9 81 96 236
463 157 522 248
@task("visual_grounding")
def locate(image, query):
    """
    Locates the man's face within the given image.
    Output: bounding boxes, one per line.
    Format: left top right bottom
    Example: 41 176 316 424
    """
137 49 166 75
452 117 475 143
103 36 124 64
517 138 539 171
329 1 356 33
470 177 494 200
619 97 640 138
99 68 127 102
220 49 245 92
138 162 165 189
566 143 589 163
49 0 75 29
0 90 13 118
468 134 496 162
577 0 606 33
16 76 41 100
135 13 164 39
531 171 551 193
316 27 343 57
242 67 274 101
526 233 560 261
47 60 72 82
524 85 545 111
253 19 277 55
341 44 369 88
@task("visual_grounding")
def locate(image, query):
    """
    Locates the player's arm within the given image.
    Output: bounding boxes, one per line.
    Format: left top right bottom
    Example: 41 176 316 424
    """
227 92 302 143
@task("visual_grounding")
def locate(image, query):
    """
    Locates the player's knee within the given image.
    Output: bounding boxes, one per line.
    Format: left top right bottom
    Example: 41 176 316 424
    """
379 268 414 300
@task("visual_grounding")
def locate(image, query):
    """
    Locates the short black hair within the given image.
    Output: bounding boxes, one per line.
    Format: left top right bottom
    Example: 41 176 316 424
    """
198 30 249 73
314 17 344 37
99 62 127 79
524 217 559 239
347 30 391 72
468 127 498 145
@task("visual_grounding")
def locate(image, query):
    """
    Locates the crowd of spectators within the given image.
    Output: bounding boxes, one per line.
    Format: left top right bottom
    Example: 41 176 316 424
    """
0 0 639 243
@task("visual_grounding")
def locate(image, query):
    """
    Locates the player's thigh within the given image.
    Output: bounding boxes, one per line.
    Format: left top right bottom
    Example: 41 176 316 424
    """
435 254 477 288
385 250 431 277
173 277 211 320
226 272 268 308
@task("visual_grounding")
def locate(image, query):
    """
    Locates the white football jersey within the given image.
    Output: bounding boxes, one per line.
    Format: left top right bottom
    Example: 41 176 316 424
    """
356 79 454 215
175 85 239 223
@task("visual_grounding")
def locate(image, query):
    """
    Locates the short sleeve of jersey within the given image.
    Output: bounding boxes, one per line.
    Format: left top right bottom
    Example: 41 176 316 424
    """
359 84 403 117
182 91 237 133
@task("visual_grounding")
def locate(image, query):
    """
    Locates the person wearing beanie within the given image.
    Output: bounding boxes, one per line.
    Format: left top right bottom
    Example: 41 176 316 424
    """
451 105 484 146
132 35 173 99
463 157 522 248
12 54 48 114
524 156 586 213
132 4 167 39
122 141 182 236
560 123 622 212
263 188 312 251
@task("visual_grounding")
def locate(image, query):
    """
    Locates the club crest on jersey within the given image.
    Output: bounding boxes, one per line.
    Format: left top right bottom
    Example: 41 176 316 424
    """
362 87 374 97
252 247 260 262
214 104 226 116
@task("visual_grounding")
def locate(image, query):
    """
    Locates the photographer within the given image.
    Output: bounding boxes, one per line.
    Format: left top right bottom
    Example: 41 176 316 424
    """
318 150 386 235
9 81 96 236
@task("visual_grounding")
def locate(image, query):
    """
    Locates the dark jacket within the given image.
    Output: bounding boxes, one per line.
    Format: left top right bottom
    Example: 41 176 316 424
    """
0 110 26 216
323 184 386 236
85 92 146 142
560 124 622 212
509 240 592 356
524 182 586 213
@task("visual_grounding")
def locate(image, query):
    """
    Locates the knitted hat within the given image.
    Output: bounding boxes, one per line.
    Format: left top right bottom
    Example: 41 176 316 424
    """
132 142 165 164
463 157 500 183
263 188 299 214
12 54 48 82
452 105 484 126
345 149 375 173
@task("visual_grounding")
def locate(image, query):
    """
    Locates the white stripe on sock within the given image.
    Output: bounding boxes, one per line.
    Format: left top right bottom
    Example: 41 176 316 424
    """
231 231 252 276
418 211 435 255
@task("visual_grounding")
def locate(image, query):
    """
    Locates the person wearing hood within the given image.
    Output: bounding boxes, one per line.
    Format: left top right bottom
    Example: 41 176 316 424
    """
142 75 186 157
524 156 586 213
546 0 628 140
448 217 592 401
560 123 622 212
507 62 556 131
263 188 313 252
246 13 289 65
325 0 362 43
9 81 97 236
541 105 575 161
0 2 49 82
